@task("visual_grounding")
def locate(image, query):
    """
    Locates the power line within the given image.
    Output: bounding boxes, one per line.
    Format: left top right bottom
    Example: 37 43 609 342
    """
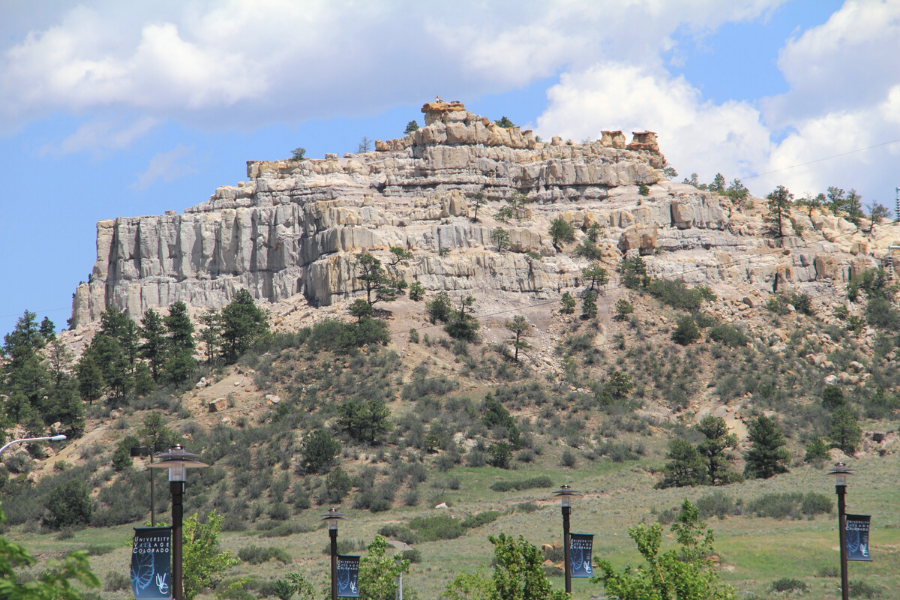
744 138 900 180
0 306 70 319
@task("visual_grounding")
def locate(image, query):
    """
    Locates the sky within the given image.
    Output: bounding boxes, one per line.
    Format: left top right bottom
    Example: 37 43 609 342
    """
1 0 899 337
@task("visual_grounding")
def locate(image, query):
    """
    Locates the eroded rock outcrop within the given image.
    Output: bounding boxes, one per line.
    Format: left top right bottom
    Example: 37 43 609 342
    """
70 100 867 327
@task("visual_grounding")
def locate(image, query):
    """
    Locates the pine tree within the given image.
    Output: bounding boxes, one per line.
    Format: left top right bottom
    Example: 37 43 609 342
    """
655 439 707 488
765 185 793 239
504 316 530 362
76 354 104 405
549 217 575 249
696 416 741 485
582 263 609 291
163 301 196 385
743 416 790 479
581 291 597 319
354 253 397 308
140 309 166 380
828 409 862 455
198 309 223 364
560 292 576 314
221 289 269 362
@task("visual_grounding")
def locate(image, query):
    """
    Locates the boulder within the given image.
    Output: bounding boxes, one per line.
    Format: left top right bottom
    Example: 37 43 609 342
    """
618 227 657 254
209 398 227 412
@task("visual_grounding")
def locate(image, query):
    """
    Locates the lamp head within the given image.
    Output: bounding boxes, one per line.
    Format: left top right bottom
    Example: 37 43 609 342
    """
826 462 854 487
49 435 67 442
552 484 582 508
148 444 208 482
320 507 347 530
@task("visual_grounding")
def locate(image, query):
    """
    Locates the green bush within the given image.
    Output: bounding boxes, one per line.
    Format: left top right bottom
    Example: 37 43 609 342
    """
238 546 292 565
800 493 833 517
850 580 882 598
695 491 736 520
489 476 554 492
408 515 465 541
488 442 512 469
377 524 419 544
708 324 750 347
647 280 705 311
461 511 501 529
300 429 341 474
771 578 808 593
745 492 832 520
43 479 93 530
401 548 422 563
104 572 130 592
672 315 700 345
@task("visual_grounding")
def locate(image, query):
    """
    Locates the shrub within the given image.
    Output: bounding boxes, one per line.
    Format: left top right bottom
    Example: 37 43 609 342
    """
672 315 700 345
560 449 577 468
818 566 839 577
377 524 419 544
648 280 705 311
408 515 465 541
300 429 341 474
708 324 749 347
801 493 833 517
805 438 830 462
489 476 553 492
324 467 352 503
104 572 131 592
461 511 501 529
549 218 576 248
238 546 292 565
822 385 845 410
638 183 650 196
695 491 736 520
515 502 541 514
771 578 809 593
44 480 93 530
401 548 422 563
850 580 881 598
488 443 512 469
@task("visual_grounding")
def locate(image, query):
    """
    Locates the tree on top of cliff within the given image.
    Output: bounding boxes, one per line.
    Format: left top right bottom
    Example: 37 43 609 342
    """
494 116 515 128
221 289 270 362
404 120 419 134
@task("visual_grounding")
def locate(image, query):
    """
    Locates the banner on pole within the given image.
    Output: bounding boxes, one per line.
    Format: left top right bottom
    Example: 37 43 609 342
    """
569 533 595 578
131 527 172 599
846 514 872 562
337 555 361 598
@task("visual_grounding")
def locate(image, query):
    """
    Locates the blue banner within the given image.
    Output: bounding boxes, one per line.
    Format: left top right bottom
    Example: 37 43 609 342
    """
846 515 872 562
569 533 595 578
337 555 360 598
131 527 172 599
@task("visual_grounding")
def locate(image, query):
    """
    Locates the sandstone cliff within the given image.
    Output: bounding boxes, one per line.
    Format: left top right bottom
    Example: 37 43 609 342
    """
71 102 886 327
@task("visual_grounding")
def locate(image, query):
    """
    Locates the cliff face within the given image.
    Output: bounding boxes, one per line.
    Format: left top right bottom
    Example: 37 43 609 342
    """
70 101 876 327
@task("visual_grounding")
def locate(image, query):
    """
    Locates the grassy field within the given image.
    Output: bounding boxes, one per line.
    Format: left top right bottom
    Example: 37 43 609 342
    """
10 445 899 600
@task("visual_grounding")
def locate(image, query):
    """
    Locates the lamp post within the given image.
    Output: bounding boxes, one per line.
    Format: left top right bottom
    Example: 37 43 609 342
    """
827 462 855 600
553 484 581 594
149 445 208 600
0 434 66 456
130 446 155 526
321 508 347 600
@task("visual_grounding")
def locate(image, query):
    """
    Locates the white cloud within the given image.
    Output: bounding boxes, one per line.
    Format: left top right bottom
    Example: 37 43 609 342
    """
41 116 160 155
536 64 773 185
131 144 196 190
0 0 785 135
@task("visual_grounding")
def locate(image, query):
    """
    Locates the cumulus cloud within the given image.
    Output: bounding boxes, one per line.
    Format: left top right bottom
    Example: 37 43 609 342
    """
0 0 784 136
131 144 196 190
536 64 773 185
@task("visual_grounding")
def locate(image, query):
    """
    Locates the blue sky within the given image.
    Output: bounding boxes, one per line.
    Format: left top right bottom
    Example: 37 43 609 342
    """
1 0 898 337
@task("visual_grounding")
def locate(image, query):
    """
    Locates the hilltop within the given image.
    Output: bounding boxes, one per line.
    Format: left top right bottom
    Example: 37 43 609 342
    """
4 101 900 600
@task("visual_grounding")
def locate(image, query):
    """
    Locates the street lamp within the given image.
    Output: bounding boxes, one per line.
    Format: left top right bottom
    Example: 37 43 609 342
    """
130 446 156 526
149 445 208 600
321 508 348 600
552 484 582 594
827 462 855 600
0 434 66 456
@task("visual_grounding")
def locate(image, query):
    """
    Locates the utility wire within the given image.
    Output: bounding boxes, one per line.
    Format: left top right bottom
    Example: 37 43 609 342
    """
743 138 900 180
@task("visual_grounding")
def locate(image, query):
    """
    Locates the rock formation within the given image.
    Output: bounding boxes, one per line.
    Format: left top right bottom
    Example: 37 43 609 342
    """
71 101 881 327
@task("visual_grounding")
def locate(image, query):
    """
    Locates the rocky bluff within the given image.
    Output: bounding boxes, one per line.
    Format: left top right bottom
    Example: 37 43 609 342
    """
71 101 875 327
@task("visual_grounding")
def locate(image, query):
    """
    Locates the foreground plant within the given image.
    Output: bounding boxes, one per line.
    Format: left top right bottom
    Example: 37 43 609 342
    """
593 499 736 600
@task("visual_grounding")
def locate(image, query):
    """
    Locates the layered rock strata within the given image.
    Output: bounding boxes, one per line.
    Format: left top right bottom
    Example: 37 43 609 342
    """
71 101 875 327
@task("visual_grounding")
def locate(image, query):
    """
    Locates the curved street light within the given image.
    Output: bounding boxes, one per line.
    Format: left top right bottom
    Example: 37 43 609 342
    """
0 434 67 456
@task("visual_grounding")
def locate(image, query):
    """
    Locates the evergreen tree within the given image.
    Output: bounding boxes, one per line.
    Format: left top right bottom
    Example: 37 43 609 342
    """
672 315 700 345
581 291 598 319
696 416 741 485
139 412 180 452
560 292 576 314
408 281 425 301
300 429 342 474
337 399 393 444
425 291 453 323
504 316 530 362
548 217 575 249
614 298 634 321
350 298 374 321
618 255 649 289
43 480 93 529
404 120 419 134
47 338 72 389
467 191 485 222
140 308 166 380
655 439 706 488
765 185 793 238
827 186 846 216
76 354 104 405
444 296 479 341
828 408 862 455
582 263 609 291
743 416 790 479
163 301 196 384
39 316 55 341
805 438 830 462
491 227 511 251
354 253 398 308
221 289 269 362
845 189 864 226
822 385 845 410
198 309 223 364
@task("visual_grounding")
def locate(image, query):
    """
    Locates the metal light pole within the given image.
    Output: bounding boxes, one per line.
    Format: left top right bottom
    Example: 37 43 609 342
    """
0 435 66 456
321 508 347 600
553 484 581 594
149 445 208 600
828 462 855 600
130 446 155 526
